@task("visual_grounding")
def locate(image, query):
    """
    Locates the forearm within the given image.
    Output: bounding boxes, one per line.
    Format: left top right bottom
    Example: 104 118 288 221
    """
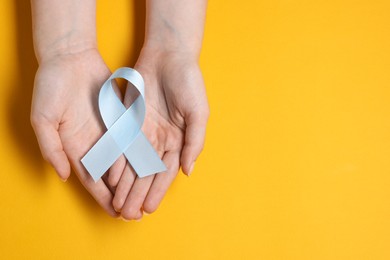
143 0 207 59
31 0 97 63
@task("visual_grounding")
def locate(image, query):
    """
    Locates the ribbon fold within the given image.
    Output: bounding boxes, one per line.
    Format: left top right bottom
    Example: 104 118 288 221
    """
81 67 166 182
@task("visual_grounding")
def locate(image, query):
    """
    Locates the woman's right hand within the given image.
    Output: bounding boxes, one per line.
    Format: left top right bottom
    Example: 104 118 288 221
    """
31 48 124 217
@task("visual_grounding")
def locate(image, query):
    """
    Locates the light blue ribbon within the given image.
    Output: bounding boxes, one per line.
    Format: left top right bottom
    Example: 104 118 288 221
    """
81 67 166 182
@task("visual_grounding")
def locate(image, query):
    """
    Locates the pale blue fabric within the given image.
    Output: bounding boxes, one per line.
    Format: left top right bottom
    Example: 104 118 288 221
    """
81 68 166 182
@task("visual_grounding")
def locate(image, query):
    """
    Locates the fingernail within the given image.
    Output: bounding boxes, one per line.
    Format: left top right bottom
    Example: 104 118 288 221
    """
135 218 142 222
120 216 130 222
60 178 67 182
143 211 150 216
188 162 195 176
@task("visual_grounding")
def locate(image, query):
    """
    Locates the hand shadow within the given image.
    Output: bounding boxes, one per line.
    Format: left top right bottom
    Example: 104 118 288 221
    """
10 0 146 220
9 2 43 185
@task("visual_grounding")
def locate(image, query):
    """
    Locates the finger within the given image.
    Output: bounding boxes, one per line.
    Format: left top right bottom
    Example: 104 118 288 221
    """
107 155 127 187
112 162 137 212
180 112 209 175
120 145 165 221
102 173 116 194
120 173 155 221
73 162 119 217
143 151 180 214
31 119 71 181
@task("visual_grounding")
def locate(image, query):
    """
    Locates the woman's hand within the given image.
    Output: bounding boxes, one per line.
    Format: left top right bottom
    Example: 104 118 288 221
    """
111 48 209 220
31 49 124 217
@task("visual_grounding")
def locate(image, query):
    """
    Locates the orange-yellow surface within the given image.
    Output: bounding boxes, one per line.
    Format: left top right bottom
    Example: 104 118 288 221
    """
1 0 390 259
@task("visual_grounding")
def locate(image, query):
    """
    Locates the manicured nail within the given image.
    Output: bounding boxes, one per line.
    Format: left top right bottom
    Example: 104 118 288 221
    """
120 216 130 222
188 162 195 176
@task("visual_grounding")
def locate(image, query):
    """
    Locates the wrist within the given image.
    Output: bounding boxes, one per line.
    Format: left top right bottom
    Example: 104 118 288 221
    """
143 0 206 60
142 32 202 61
34 38 98 64
135 46 201 84
31 0 98 64
139 44 200 66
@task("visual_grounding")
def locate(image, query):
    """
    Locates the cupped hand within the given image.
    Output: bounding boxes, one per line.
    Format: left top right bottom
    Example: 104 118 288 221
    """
31 49 125 217
110 49 210 220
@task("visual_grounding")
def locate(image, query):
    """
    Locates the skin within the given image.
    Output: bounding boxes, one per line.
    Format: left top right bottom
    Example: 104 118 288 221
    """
30 0 209 220
31 49 121 217
111 0 209 220
31 0 123 217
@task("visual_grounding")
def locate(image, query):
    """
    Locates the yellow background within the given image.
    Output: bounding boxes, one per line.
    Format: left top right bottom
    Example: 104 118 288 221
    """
1 0 390 259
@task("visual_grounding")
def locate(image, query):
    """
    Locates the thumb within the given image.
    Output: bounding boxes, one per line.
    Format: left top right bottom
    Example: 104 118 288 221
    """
180 111 209 176
31 117 71 181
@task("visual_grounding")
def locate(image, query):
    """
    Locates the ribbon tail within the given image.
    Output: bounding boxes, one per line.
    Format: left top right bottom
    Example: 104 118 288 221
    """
81 132 123 182
124 132 167 177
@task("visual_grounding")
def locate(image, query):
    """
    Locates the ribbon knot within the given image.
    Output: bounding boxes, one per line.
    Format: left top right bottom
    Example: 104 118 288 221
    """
81 67 166 182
